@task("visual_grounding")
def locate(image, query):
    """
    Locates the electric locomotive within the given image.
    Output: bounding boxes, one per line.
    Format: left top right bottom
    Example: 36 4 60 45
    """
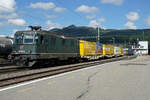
9 26 80 67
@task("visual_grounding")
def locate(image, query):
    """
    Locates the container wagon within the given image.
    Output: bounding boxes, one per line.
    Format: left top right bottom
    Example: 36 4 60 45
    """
79 40 103 60
102 44 114 57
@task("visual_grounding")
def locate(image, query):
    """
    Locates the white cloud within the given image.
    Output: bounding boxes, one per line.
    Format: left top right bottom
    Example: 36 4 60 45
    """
98 18 106 23
8 19 26 26
0 13 18 19
88 18 106 28
54 7 66 13
101 0 123 5
124 21 137 29
0 0 16 13
75 5 99 14
46 20 62 30
29 2 67 13
0 35 6 37
88 20 99 28
86 15 96 19
126 12 139 21
29 2 55 10
145 16 150 27
0 21 8 27
45 14 57 19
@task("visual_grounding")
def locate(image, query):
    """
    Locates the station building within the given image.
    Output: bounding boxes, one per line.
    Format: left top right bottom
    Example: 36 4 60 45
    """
132 41 148 55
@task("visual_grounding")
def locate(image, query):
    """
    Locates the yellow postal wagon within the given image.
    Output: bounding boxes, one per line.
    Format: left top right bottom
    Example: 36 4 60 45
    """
79 40 103 60
102 44 114 57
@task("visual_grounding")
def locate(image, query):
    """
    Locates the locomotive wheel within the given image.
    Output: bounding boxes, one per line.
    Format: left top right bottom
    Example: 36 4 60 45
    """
16 60 26 67
15 59 36 67
28 61 36 67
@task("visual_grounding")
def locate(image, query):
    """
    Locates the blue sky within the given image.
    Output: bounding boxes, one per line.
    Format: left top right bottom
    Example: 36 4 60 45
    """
0 0 150 36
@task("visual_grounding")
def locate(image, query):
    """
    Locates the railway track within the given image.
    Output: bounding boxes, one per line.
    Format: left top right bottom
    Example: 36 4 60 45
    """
0 58 10 64
0 66 30 74
0 56 136 87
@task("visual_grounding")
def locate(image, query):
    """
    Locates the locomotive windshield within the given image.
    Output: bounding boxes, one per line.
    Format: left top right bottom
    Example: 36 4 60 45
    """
23 34 34 44
14 32 36 44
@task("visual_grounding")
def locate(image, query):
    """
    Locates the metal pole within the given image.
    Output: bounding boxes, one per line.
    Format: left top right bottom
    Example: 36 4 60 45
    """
96 25 100 54
97 25 100 45
143 31 144 40
112 37 115 45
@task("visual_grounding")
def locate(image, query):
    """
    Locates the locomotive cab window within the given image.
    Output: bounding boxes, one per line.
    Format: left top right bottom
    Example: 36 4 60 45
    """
23 34 34 44
14 34 23 44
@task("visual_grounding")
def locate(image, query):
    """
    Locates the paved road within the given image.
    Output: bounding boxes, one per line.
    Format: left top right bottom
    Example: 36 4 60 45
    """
0 56 150 100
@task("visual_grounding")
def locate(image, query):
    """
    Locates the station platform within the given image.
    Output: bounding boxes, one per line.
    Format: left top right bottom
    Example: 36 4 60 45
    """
0 56 150 100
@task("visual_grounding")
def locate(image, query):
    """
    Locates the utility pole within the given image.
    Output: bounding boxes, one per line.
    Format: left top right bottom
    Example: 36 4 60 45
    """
124 40 126 48
143 31 144 40
97 25 100 45
112 37 115 45
96 25 100 54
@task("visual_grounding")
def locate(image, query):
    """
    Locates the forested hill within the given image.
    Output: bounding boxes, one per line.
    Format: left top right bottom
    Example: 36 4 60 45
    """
50 25 150 48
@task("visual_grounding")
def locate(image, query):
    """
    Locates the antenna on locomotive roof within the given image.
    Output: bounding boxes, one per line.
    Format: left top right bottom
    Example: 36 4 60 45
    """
28 26 42 31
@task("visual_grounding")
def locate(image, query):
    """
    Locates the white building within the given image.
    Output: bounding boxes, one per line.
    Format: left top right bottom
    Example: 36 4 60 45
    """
132 41 148 55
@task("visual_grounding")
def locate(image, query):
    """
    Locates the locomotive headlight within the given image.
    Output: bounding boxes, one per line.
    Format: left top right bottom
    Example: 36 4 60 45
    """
12 51 16 53
28 50 32 54
13 51 16 53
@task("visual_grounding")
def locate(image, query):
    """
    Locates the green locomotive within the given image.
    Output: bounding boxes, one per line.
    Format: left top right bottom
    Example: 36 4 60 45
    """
9 26 80 67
